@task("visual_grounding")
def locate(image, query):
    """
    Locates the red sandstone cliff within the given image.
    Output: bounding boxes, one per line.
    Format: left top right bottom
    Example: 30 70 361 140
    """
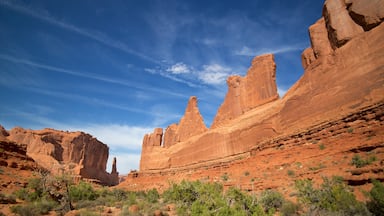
4 127 118 186
137 0 384 173
211 54 279 129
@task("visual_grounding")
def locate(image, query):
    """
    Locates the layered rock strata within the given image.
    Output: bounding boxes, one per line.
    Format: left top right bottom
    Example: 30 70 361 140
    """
211 54 279 129
137 0 384 175
4 127 118 186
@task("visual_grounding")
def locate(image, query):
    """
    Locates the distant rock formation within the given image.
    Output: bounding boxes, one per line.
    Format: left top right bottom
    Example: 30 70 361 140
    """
137 0 384 173
140 96 207 170
4 127 118 186
211 54 278 129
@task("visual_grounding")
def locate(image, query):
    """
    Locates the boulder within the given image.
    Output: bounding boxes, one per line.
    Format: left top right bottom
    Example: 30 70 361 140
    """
346 0 384 31
323 0 364 48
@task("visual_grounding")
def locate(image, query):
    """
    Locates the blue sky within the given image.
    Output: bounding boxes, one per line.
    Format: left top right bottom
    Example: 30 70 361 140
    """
0 0 324 174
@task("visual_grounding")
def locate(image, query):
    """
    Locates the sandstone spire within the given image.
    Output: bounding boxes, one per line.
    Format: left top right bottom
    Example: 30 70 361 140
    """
163 96 208 147
112 157 117 174
211 54 279 128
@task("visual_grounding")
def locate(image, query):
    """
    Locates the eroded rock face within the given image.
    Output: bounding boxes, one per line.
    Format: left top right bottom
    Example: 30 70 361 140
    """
137 0 384 174
346 0 384 31
140 96 208 170
211 54 279 128
309 17 333 58
165 96 208 146
323 0 364 48
7 127 118 186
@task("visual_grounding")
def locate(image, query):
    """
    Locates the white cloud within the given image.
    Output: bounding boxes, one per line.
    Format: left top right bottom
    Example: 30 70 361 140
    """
198 64 232 85
106 152 141 174
235 44 305 56
166 62 190 74
0 54 186 98
77 124 152 151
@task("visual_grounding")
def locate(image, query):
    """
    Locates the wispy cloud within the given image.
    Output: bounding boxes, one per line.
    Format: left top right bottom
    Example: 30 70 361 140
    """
198 64 233 85
0 0 159 64
0 53 186 98
166 62 191 74
146 62 234 87
235 44 306 56
145 67 200 88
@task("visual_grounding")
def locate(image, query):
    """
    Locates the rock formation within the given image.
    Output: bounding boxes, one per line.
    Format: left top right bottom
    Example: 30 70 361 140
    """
165 96 208 146
0 138 41 193
3 127 118 186
346 0 384 31
211 54 279 128
134 0 384 181
323 0 364 48
140 96 208 170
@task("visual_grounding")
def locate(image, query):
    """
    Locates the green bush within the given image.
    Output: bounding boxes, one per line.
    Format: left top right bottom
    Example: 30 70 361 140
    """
69 181 98 202
221 173 229 181
295 176 370 215
280 200 299 216
367 180 384 216
0 193 16 204
351 154 376 168
10 199 57 216
287 170 295 177
146 188 159 203
259 189 284 212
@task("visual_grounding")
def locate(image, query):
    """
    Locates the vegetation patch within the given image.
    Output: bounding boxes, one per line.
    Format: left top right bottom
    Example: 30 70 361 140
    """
351 154 377 168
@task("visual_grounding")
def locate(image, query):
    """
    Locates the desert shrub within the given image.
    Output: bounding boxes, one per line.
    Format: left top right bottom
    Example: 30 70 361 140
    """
164 180 226 215
10 199 57 216
11 204 38 216
0 193 16 204
319 143 326 150
366 180 384 216
111 188 128 201
259 189 284 212
351 154 376 168
163 180 279 215
295 176 370 215
69 181 98 202
280 200 300 216
146 188 160 203
287 170 295 177
221 173 229 181
77 209 100 216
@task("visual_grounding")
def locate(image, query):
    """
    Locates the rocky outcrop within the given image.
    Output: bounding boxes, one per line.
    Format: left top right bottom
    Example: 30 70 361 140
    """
346 0 384 31
211 54 279 128
0 139 41 193
5 127 118 186
136 0 384 175
323 0 364 48
164 96 207 146
140 96 207 170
